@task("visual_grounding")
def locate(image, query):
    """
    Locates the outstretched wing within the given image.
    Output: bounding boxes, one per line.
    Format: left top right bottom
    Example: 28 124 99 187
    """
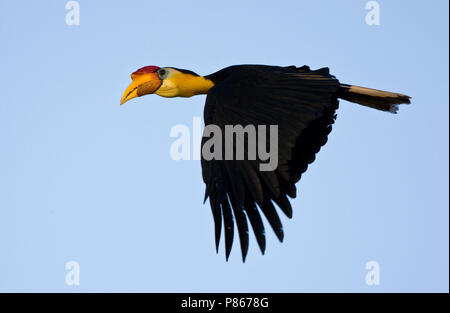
201 65 340 261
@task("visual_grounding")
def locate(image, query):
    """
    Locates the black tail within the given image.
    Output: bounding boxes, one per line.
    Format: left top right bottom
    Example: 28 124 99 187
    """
338 84 411 114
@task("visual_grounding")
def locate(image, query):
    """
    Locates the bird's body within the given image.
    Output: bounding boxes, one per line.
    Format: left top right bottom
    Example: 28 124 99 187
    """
121 64 410 261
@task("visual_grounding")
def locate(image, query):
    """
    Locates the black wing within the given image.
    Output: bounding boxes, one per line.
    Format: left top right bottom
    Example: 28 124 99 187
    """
201 65 340 261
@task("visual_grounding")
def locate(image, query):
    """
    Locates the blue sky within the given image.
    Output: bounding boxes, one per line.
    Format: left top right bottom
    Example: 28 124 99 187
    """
0 0 448 292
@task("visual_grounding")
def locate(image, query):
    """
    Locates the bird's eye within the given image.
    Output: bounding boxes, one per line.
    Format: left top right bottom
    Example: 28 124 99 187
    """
158 69 169 79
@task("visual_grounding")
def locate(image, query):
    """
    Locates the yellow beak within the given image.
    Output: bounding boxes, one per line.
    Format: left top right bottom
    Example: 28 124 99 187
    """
120 72 162 105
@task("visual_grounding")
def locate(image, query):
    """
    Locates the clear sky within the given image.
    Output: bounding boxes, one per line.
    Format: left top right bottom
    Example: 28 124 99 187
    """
0 0 448 292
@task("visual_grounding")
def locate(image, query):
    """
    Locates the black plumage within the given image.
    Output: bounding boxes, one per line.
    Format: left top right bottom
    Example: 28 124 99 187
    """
202 65 341 261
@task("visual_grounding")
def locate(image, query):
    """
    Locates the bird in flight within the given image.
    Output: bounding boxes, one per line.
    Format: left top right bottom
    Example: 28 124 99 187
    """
120 64 410 262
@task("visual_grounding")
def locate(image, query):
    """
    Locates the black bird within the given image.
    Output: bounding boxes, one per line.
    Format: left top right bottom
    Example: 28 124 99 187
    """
120 64 411 261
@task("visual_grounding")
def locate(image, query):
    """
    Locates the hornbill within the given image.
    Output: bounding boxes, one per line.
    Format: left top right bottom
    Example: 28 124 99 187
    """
120 64 410 262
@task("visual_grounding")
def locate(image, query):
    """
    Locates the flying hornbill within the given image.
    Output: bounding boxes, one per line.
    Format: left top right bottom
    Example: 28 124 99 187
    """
120 64 410 262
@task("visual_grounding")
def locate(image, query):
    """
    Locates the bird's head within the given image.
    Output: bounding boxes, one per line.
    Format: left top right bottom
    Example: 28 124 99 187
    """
120 66 214 105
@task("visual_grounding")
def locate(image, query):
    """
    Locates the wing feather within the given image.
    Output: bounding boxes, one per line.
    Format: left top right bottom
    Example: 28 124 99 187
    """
201 65 340 260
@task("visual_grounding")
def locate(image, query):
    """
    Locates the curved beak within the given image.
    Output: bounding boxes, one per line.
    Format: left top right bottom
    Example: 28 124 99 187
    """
120 72 162 105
